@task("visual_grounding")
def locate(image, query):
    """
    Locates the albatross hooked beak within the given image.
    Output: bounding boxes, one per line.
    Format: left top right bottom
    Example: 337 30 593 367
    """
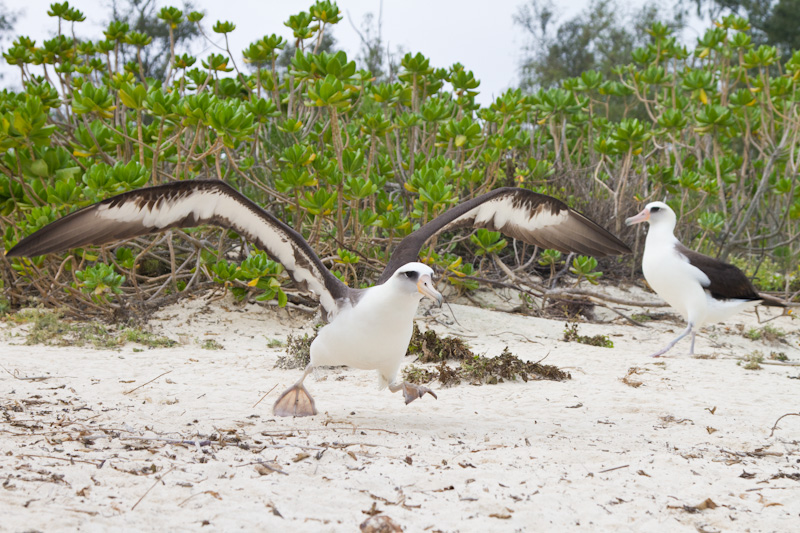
417 274 443 307
625 208 650 226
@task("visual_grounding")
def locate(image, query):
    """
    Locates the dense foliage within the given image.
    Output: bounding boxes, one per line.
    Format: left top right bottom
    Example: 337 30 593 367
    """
689 0 800 58
515 0 684 90
1 2 799 317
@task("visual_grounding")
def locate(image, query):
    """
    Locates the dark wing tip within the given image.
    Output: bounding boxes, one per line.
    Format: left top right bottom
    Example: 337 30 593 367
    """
6 224 75 258
511 189 632 256
558 209 632 257
5 204 111 258
5 246 22 258
589 230 632 256
6 247 31 258
758 293 787 308
5 180 236 259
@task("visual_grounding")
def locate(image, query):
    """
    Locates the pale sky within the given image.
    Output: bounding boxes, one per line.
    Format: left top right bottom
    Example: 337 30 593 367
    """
3 0 703 105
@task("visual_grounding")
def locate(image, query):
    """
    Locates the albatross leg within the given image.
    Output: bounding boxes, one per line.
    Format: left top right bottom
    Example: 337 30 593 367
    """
388 381 438 405
689 331 696 356
649 323 693 358
273 363 317 417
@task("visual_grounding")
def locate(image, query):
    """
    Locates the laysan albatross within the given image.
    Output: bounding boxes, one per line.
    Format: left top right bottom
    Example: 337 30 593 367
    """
626 201 785 357
7 180 631 416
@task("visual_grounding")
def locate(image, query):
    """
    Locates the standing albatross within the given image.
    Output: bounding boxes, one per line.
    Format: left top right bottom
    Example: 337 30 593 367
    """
626 201 785 357
7 180 631 416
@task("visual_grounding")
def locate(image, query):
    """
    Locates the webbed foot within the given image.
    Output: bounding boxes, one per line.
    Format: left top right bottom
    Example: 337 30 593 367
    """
273 383 317 417
390 381 438 405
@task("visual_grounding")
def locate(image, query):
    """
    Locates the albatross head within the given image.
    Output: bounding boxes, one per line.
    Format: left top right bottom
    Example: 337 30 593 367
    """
625 201 676 230
391 262 443 307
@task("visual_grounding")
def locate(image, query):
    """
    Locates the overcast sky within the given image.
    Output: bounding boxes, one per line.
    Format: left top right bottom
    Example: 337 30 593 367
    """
3 0 704 106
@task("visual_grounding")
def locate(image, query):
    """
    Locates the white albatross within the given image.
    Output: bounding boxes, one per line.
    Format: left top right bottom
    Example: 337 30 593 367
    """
626 201 786 357
7 180 631 416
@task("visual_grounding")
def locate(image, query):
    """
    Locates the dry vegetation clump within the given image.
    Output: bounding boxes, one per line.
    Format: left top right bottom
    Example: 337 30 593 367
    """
200 339 224 350
544 300 595 321
406 324 473 362
743 325 787 344
274 332 316 369
404 326 570 386
461 347 571 384
739 351 765 370
562 323 614 348
769 351 789 361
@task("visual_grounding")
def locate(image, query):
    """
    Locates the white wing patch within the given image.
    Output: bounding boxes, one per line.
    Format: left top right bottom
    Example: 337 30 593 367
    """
96 189 222 227
446 195 567 232
96 188 338 317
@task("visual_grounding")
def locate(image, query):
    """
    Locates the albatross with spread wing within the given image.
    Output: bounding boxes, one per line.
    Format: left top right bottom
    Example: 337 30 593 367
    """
7 180 631 416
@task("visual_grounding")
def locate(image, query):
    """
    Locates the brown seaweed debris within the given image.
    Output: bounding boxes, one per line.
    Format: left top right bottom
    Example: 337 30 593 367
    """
461 347 570 384
406 324 473 362
404 327 570 386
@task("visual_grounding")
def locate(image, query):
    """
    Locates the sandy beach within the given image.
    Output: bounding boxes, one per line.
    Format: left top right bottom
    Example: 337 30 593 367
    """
1 285 798 532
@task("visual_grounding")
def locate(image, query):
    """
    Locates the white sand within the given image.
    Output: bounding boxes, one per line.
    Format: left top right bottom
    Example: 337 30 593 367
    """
1 287 798 532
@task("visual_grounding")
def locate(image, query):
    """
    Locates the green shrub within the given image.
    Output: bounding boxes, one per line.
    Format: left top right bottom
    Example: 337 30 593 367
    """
2 4 799 317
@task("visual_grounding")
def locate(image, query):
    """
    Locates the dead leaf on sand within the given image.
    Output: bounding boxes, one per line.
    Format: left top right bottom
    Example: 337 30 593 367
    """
621 367 644 388
670 498 718 513
255 462 286 476
359 514 402 532
695 498 718 510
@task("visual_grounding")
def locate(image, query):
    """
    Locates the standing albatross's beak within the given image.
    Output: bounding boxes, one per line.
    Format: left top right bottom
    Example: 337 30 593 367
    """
625 208 650 226
417 274 443 307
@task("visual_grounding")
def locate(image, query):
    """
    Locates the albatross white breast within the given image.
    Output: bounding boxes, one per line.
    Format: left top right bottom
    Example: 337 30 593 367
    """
626 201 786 357
7 180 631 416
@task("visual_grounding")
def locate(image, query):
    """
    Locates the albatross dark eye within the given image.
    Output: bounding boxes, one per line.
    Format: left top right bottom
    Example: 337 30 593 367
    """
650 206 661 212
404 271 419 280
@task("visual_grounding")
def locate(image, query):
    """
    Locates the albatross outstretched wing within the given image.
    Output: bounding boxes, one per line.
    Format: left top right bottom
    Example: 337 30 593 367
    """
6 180 348 320
379 187 631 283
